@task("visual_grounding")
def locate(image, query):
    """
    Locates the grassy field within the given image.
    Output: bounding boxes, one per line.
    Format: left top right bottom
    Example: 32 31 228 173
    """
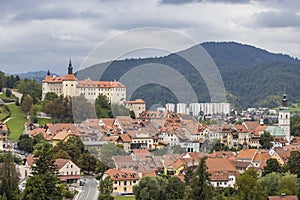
113 196 135 200
6 104 27 140
0 105 10 121
37 117 53 126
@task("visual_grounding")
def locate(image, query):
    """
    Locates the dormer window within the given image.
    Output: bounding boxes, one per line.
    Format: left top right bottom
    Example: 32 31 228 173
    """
123 173 128 178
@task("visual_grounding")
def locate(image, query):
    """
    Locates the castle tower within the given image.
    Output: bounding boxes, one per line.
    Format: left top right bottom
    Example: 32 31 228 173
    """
68 59 73 74
278 91 291 143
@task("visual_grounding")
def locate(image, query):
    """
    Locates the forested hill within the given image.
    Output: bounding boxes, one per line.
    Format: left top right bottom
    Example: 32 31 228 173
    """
76 41 300 109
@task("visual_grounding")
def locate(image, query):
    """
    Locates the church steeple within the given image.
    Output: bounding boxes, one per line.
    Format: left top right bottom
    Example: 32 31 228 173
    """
68 59 73 74
282 90 288 107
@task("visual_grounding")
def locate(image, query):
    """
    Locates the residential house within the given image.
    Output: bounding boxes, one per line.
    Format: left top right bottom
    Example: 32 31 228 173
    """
0 122 8 150
206 157 239 188
104 168 140 195
54 158 81 184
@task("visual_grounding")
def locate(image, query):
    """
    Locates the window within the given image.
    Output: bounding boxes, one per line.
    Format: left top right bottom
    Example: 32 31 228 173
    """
115 181 117 184
71 165 73 168
124 187 127 192
114 187 117 190
124 181 127 186
133 180 136 184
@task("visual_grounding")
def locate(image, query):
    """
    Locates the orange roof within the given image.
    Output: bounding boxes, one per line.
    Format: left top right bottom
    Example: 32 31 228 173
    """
243 121 260 131
237 149 257 160
105 168 139 181
54 158 70 170
234 124 248 133
42 76 64 83
52 131 75 141
77 79 126 88
63 74 76 81
124 99 145 104
206 157 237 173
28 128 46 137
253 125 268 136
0 123 8 131
253 151 270 162
132 149 151 155
119 134 132 143
26 154 36 167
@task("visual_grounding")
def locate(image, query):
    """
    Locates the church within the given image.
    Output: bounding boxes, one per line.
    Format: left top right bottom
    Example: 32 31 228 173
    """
42 60 126 104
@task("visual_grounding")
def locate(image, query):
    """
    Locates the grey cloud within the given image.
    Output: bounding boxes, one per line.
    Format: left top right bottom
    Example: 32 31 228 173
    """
254 11 300 28
159 0 250 5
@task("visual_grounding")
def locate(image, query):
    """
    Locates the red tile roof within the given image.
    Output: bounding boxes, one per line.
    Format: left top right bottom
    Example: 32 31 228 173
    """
105 168 139 181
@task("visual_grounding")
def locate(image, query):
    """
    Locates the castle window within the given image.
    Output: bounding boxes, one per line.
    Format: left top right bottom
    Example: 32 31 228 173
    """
286 115 288 119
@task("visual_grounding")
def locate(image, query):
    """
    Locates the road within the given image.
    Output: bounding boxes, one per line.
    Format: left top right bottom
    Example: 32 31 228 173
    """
78 176 99 200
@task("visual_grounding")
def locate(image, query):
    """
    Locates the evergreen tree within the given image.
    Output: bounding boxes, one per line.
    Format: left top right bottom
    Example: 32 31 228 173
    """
287 151 300 177
0 152 20 200
262 158 282 176
235 169 265 200
190 157 213 200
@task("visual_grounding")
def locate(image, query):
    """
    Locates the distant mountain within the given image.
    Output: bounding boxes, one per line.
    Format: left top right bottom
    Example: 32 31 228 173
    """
15 71 59 83
75 42 300 109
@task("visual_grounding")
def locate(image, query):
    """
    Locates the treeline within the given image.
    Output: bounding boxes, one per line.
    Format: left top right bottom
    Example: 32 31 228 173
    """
42 92 134 123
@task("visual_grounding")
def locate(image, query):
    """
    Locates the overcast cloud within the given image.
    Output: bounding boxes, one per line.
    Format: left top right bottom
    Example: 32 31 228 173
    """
1 0 300 74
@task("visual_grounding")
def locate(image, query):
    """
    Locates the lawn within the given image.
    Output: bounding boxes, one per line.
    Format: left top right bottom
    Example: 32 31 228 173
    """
6 104 27 140
37 117 53 126
0 105 10 121
113 196 135 200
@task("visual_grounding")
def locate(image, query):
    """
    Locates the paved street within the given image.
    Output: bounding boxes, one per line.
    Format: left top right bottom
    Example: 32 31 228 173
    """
78 176 99 200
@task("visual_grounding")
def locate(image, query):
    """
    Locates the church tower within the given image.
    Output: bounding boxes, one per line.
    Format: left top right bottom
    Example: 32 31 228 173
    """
278 91 291 143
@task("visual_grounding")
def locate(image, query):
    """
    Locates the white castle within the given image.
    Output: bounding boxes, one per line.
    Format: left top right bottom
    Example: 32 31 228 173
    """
42 60 126 104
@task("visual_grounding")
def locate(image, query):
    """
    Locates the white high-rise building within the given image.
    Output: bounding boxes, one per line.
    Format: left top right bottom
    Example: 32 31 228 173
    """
166 103 175 112
189 103 201 116
176 103 188 114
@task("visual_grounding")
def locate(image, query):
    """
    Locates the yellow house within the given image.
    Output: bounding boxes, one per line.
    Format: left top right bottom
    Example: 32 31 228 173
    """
51 131 76 146
104 168 140 195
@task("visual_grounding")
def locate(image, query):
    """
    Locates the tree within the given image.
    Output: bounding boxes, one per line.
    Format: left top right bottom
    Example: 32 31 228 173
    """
98 176 114 200
258 172 281 196
165 176 185 200
32 141 56 175
54 149 71 160
133 176 167 200
277 173 298 196
190 157 213 200
62 136 84 164
99 176 113 195
184 167 194 185
95 94 112 118
286 151 300 177
21 94 33 113
259 131 273 149
234 169 265 200
72 94 96 123
78 153 98 173
44 92 58 102
24 141 63 200
262 158 282 176
17 134 34 153
15 79 42 103
0 71 5 92
5 89 12 97
0 152 20 200
100 143 127 168
23 173 63 200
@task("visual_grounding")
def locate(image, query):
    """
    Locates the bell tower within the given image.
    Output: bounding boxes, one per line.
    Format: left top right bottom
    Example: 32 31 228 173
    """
278 90 291 143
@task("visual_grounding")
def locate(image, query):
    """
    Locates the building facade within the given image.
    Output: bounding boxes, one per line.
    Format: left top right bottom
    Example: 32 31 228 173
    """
42 60 126 104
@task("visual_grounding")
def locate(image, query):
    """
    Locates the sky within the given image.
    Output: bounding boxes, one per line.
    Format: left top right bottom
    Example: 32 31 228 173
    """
1 0 300 75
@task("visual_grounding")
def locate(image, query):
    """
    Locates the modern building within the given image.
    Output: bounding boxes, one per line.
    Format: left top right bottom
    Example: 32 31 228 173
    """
42 60 126 104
